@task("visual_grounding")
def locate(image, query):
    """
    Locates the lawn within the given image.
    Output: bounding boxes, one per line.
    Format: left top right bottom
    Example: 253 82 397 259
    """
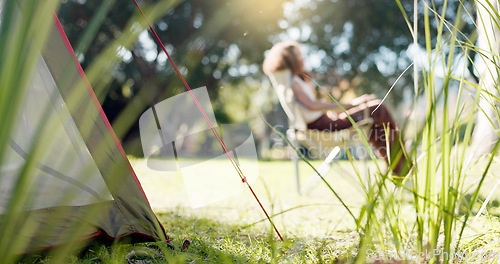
132 158 367 263
50 156 500 263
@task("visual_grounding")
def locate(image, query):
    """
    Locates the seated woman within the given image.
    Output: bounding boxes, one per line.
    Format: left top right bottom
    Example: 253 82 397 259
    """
263 40 411 176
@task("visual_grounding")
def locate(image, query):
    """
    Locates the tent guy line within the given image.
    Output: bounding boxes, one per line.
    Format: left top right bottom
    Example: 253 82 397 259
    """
131 0 284 241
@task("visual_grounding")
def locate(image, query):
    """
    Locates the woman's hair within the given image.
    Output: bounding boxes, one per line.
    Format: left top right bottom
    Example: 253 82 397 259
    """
263 40 304 76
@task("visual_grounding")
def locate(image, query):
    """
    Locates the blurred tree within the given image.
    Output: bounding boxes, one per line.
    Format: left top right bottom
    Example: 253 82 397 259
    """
57 0 289 154
285 0 476 105
55 0 478 156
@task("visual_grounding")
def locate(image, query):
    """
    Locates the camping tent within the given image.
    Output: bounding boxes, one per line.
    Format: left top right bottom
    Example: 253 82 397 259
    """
0 11 167 254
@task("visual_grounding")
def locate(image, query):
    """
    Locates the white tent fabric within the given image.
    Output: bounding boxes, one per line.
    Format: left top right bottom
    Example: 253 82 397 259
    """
1 55 112 212
0 7 167 254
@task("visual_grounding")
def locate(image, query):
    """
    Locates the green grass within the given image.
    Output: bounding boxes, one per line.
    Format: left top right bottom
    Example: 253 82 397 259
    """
6 0 500 263
24 158 500 263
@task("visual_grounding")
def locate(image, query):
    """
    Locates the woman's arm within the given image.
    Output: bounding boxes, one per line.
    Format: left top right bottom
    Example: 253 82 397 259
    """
292 80 351 111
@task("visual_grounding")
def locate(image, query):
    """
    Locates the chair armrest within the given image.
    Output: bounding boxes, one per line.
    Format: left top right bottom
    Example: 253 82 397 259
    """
354 117 373 127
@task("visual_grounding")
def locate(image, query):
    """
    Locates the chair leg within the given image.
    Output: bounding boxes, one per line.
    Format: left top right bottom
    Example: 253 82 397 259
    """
291 147 301 194
302 146 341 195
287 128 301 194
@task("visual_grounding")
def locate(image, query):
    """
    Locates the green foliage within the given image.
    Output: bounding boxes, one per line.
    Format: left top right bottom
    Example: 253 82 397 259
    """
56 0 290 154
286 0 477 104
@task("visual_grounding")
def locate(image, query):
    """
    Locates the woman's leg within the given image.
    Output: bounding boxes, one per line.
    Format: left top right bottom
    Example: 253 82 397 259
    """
307 99 411 175
359 100 411 176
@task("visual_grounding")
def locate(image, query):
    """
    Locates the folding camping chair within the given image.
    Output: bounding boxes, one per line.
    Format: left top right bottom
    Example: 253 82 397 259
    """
267 70 374 194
